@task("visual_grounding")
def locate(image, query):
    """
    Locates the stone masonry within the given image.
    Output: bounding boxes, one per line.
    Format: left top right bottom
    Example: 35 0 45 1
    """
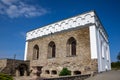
27 27 98 78
0 58 30 76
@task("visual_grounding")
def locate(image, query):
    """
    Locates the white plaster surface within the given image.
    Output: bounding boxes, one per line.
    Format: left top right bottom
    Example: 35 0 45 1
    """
24 42 28 60
89 25 98 59
26 11 95 40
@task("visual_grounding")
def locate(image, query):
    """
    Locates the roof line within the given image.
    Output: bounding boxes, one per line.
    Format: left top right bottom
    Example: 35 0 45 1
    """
94 11 109 38
27 10 95 33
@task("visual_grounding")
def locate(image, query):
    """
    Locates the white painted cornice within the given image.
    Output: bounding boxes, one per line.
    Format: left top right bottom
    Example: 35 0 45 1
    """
26 11 107 41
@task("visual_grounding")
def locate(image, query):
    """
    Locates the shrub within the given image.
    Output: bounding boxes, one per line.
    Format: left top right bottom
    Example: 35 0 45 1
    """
59 67 71 76
117 52 120 61
111 61 120 70
0 73 13 80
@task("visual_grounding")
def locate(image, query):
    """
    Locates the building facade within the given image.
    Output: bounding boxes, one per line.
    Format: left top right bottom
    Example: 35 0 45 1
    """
24 11 111 78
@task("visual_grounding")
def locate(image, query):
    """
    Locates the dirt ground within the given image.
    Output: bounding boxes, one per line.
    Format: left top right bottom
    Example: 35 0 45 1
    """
85 70 120 80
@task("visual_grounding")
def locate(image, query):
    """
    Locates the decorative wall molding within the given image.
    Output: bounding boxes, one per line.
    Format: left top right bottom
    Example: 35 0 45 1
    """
26 11 106 41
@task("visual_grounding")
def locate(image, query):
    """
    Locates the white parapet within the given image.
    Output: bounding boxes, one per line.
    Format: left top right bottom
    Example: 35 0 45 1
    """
26 11 95 40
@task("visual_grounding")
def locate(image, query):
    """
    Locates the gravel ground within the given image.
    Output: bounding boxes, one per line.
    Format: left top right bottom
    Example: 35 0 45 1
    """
85 70 120 80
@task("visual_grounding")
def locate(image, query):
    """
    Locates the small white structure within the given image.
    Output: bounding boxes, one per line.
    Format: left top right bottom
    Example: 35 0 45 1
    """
24 10 111 73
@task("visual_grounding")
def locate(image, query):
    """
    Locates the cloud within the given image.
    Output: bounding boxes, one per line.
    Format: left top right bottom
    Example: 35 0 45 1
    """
0 0 48 18
20 32 26 38
1 0 17 5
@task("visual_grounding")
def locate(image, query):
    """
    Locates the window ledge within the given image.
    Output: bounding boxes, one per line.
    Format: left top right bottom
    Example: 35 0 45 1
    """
47 57 56 59
66 55 77 57
33 59 39 60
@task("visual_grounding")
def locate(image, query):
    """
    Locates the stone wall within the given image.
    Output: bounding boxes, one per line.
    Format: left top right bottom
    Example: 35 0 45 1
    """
0 59 30 76
0 59 7 68
42 74 91 80
27 27 98 77
0 59 7 73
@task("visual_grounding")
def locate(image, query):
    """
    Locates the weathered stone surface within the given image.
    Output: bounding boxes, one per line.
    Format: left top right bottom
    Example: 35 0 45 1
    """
26 27 98 78
0 59 30 76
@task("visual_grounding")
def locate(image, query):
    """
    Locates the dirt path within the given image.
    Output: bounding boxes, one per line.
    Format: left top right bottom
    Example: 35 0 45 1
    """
85 70 120 80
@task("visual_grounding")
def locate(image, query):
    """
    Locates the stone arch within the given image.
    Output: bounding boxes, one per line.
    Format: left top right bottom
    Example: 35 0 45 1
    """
33 44 39 60
76 17 82 26
51 70 57 75
45 70 50 74
67 37 77 56
73 70 81 75
54 24 60 32
48 41 56 58
60 22 67 30
67 19 74 28
84 14 92 19
84 14 92 23
16 63 29 76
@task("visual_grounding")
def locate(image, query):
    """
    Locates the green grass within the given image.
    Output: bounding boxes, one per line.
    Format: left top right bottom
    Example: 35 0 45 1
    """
0 73 13 80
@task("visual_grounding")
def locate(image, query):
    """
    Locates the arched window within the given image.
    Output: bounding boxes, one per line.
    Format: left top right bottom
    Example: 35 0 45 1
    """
67 37 76 56
33 45 39 60
16 63 29 76
51 70 57 75
48 41 56 58
45 70 50 74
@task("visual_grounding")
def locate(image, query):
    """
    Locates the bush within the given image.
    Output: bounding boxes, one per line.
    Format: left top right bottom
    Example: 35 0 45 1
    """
59 67 71 76
111 61 120 70
0 73 13 80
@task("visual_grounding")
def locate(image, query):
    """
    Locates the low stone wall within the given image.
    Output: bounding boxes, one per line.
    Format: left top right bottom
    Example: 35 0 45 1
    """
41 74 91 80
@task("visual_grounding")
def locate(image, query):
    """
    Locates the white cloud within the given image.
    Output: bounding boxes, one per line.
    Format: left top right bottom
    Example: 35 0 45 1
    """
1 0 17 5
20 32 26 38
0 0 48 18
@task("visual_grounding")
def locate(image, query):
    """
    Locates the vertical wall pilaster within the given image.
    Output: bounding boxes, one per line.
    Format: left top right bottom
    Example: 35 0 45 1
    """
107 44 111 70
89 25 98 59
24 41 28 60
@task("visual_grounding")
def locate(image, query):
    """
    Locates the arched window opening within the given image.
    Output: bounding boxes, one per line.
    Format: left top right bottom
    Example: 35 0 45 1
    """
33 45 39 60
74 71 81 75
67 37 76 56
45 70 50 74
48 41 56 58
51 70 57 75
16 64 28 76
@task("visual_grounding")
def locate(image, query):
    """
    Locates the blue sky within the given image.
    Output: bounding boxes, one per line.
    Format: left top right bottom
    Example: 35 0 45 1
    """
0 0 120 62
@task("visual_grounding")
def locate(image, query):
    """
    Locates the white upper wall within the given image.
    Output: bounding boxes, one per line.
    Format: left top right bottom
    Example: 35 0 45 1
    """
26 11 97 40
26 11 108 40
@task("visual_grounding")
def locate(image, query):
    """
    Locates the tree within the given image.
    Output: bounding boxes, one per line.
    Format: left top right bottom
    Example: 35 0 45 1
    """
117 52 120 61
59 67 71 76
